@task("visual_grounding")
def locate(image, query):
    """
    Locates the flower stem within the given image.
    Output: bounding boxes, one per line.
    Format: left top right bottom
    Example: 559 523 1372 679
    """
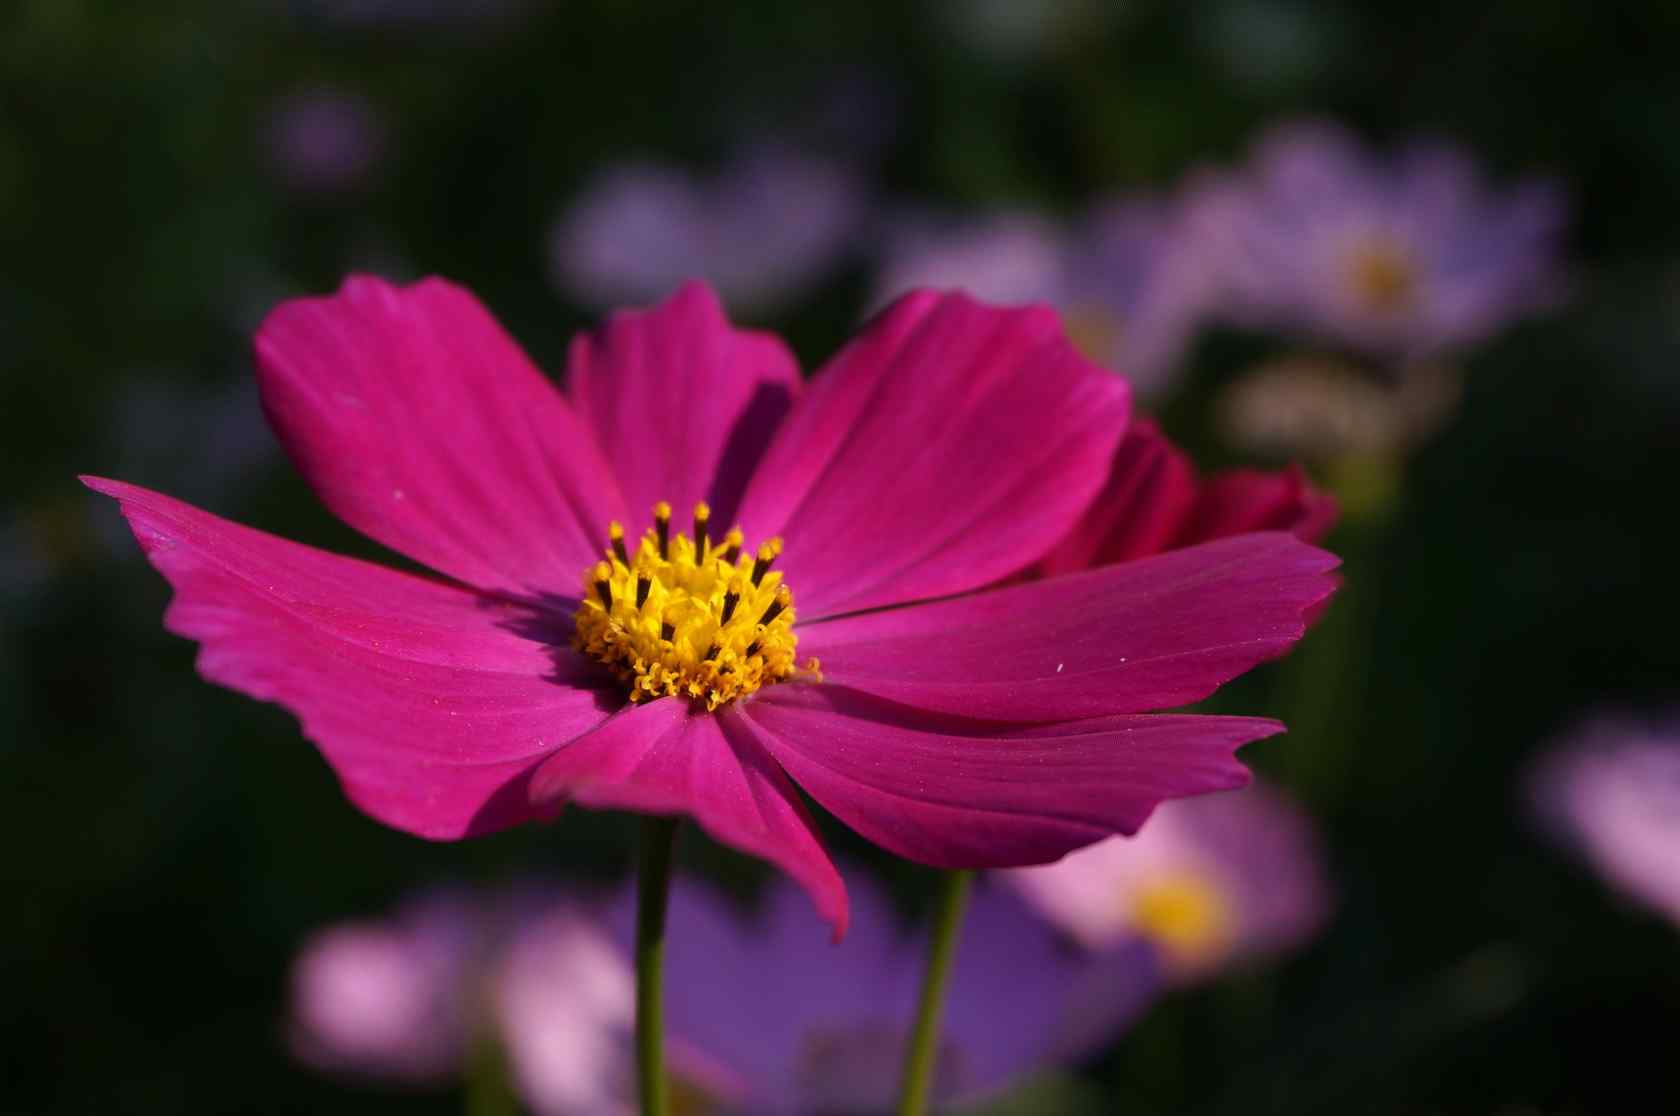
897 868 973 1116
464 1031 518 1116
635 815 679 1116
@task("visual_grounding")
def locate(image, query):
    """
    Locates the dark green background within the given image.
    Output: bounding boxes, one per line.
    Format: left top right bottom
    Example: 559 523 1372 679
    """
5 2 1679 1113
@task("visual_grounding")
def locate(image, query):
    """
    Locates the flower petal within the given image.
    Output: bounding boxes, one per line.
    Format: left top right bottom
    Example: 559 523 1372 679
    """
800 533 1339 721
528 699 848 937
566 281 801 528
84 477 614 839
734 290 1130 619
1181 464 1339 545
737 685 1270 868
255 275 623 597
1037 418 1196 576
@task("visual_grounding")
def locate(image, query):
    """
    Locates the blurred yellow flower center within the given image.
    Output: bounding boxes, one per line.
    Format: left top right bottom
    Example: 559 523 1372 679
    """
1061 304 1124 367
573 501 812 711
1343 237 1417 313
1130 871 1234 967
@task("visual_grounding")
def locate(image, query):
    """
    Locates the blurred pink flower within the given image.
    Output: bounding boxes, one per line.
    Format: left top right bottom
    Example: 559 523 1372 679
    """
289 889 635 1113
1199 119 1568 359
288 893 476 1080
1004 780 1333 980
494 907 637 1116
1530 713 1680 927
88 276 1338 938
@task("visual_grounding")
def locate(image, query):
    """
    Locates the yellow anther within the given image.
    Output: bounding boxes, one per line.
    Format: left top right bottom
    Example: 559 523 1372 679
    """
652 501 672 559
607 521 629 566
751 538 783 586
760 584 792 626
692 501 711 559
573 502 801 710
719 527 744 565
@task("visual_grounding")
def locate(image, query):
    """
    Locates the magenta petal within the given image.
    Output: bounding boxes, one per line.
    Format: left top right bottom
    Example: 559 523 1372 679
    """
566 281 802 527
85 478 615 839
1182 464 1340 546
739 685 1270 868
800 533 1340 721
1038 418 1196 576
255 275 624 597
527 699 848 936
734 290 1130 619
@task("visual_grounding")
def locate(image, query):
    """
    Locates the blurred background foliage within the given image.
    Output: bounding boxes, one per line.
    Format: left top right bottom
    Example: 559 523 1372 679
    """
4 1 1680 1113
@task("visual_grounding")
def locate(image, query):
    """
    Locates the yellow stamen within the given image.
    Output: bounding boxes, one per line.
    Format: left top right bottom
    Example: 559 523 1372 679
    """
751 538 782 586
719 527 744 566
574 502 812 710
692 501 710 559
653 500 672 559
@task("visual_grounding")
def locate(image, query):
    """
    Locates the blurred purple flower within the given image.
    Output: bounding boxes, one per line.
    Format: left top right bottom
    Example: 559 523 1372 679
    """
1530 713 1680 928
288 892 477 1081
871 196 1221 396
1003 780 1332 981
872 212 1067 309
551 147 863 314
628 872 1159 1114
263 86 385 195
1201 119 1568 359
289 872 1158 1113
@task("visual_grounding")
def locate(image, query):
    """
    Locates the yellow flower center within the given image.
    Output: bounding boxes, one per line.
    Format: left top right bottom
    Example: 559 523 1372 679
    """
1060 303 1124 367
1342 236 1417 313
572 501 812 711
1130 870 1235 969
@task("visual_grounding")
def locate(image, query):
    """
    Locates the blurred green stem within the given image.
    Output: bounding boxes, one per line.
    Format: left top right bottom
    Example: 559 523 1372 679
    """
465 1031 519 1116
636 816 679 1116
1278 456 1400 806
897 869 973 1116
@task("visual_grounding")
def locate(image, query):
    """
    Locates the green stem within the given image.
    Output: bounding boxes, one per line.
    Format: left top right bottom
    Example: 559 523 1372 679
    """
897 869 974 1116
635 816 679 1116
464 1031 518 1116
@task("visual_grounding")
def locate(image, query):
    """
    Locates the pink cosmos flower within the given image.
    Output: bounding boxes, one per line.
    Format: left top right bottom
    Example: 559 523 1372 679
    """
1529 713 1680 928
288 887 640 1113
1003 779 1332 981
871 192 1223 398
1197 119 1568 359
1039 417 1339 577
85 276 1338 936
289 891 478 1080
495 905 640 1116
